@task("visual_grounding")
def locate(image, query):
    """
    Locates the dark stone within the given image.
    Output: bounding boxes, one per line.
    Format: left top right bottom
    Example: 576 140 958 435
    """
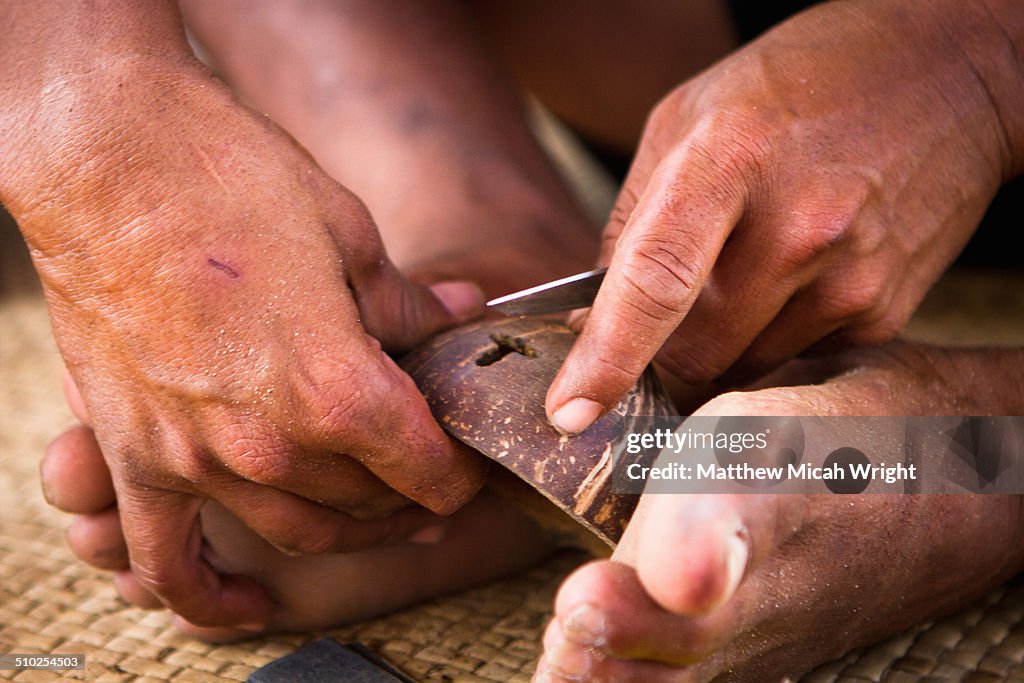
247 639 415 683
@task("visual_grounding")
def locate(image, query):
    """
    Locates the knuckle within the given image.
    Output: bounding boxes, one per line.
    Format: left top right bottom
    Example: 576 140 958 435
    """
622 235 704 317
778 211 853 265
645 89 684 131
296 360 372 443
821 278 888 320
692 109 773 175
220 437 292 487
169 445 217 488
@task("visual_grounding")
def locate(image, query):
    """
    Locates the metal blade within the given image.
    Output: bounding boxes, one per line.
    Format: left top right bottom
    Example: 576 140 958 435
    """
486 267 607 316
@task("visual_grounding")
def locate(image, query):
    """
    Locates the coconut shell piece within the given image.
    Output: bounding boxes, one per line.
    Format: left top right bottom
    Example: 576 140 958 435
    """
400 318 675 553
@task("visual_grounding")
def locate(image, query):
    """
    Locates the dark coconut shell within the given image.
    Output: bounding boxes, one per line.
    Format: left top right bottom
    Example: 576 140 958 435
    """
400 318 675 553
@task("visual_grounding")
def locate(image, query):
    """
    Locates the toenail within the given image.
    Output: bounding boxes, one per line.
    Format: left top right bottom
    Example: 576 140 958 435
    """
563 604 607 647
550 398 603 436
720 533 749 607
40 478 55 506
237 622 266 633
545 642 593 680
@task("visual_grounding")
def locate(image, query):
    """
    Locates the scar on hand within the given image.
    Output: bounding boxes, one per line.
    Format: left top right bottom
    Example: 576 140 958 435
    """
207 258 240 279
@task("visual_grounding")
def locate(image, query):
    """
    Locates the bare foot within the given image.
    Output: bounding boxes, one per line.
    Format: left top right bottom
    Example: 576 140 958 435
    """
538 343 1024 682
43 414 552 640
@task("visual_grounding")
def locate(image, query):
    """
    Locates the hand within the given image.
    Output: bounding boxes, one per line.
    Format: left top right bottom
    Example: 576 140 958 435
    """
545 0 1016 434
10 61 487 628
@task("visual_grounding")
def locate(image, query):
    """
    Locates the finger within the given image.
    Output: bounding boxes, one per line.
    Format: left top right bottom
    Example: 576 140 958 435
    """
722 288 847 385
66 506 129 570
652 214 810 385
547 146 746 434
113 570 162 609
117 486 273 628
41 425 116 514
209 426 411 519
724 254 900 382
305 344 489 516
61 369 90 425
354 260 485 352
205 474 450 555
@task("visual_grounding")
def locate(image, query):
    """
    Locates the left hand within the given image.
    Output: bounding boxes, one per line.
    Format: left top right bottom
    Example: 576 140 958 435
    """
546 0 1016 434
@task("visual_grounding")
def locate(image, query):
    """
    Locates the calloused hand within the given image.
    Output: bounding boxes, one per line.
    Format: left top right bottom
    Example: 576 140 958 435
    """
11 62 486 629
546 0 1016 434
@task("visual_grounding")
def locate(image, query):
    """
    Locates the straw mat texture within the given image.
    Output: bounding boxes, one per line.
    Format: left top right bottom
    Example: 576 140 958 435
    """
3 212 1024 681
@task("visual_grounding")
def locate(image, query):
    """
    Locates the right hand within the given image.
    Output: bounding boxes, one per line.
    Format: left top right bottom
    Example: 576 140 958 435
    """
11 62 487 629
544 0 1017 435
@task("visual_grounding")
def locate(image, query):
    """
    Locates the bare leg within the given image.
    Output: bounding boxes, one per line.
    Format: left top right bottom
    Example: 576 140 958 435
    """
46 0 611 640
470 0 739 154
178 0 600 294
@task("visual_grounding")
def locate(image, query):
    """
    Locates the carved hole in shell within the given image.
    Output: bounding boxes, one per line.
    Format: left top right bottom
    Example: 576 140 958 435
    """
475 334 539 366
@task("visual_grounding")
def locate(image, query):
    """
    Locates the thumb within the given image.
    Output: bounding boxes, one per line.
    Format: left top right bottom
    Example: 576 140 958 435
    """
355 262 485 352
545 147 744 434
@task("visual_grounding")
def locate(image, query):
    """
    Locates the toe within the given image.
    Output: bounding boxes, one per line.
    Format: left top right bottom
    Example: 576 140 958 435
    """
632 495 750 616
553 560 732 666
41 425 115 514
542 657 698 683
172 615 264 642
620 491 805 619
537 630 700 682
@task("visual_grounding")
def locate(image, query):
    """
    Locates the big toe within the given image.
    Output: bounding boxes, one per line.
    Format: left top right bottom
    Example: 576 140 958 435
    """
539 560 734 681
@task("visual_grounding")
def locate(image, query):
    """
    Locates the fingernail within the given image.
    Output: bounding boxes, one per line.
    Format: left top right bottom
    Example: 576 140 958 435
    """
550 398 603 436
430 281 485 323
409 524 447 545
563 604 606 647
720 533 748 607
237 622 266 633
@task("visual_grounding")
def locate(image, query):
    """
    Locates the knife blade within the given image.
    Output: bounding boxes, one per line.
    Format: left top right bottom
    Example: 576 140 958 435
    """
486 267 607 316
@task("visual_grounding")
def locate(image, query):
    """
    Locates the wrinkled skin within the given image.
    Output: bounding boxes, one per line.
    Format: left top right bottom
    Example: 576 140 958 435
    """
546 0 1024 434
539 343 1024 682
10 0 1024 675
3 0 598 630
1 4 490 629
43 343 1024 682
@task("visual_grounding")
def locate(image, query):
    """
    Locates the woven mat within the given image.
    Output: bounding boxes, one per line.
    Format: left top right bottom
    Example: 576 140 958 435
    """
4 213 1024 682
